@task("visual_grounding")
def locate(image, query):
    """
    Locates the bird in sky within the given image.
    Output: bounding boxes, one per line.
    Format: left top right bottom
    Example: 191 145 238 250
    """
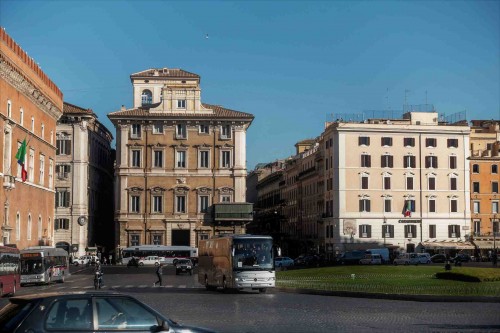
205 34 209 39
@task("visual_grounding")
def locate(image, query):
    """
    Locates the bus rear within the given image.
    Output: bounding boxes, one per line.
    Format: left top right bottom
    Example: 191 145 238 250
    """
0 246 20 296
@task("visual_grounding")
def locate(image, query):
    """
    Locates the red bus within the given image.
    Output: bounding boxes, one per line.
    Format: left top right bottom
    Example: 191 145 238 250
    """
0 245 20 296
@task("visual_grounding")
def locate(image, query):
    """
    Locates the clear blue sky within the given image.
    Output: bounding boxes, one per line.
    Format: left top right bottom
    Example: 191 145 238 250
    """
1 0 499 170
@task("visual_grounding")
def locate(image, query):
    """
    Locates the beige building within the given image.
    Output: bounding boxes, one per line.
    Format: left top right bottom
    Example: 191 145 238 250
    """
469 120 500 255
323 111 473 255
0 28 63 249
108 68 253 250
54 102 114 258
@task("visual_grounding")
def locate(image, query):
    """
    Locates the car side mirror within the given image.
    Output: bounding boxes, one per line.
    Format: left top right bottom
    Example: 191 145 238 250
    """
153 319 170 332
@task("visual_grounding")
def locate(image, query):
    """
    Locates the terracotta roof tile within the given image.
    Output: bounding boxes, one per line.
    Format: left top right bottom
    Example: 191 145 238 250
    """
108 103 254 120
63 102 94 115
130 68 199 78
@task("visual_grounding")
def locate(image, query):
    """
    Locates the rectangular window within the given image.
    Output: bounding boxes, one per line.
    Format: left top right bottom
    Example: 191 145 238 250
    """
177 99 186 108
425 156 438 168
492 202 499 214
130 234 140 246
450 177 457 191
428 177 436 190
56 138 71 155
447 138 458 148
359 224 371 238
176 195 186 213
383 176 391 190
361 154 371 167
28 148 34 182
404 155 416 168
49 159 54 189
492 165 498 174
153 124 163 134
176 124 187 139
39 154 45 185
153 150 163 168
473 201 480 214
176 151 186 168
199 124 209 134
450 199 458 213
406 177 414 190
221 151 231 168
54 218 69 230
449 156 457 169
473 182 480 193
199 150 209 168
381 155 393 168
429 199 436 213
131 124 141 138
473 164 479 173
359 199 371 212
221 195 231 203
358 136 370 146
55 189 70 208
384 199 391 213
448 225 461 238
361 176 368 189
382 224 394 238
473 220 481 236
381 137 393 146
221 125 231 139
426 138 437 148
404 137 415 147
429 225 436 238
130 196 140 213
492 182 499 193
152 234 162 245
405 225 417 238
199 195 209 213
131 150 141 167
153 195 162 213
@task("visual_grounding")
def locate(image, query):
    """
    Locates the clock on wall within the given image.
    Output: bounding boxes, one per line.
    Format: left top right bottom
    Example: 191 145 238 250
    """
77 216 87 226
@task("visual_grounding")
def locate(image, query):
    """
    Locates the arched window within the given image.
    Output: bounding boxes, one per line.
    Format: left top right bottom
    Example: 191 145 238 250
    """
38 216 42 240
27 214 32 240
141 89 153 106
16 213 20 241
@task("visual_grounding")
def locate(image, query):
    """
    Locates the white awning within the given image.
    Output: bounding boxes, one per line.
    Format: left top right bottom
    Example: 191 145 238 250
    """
421 241 474 250
473 240 496 249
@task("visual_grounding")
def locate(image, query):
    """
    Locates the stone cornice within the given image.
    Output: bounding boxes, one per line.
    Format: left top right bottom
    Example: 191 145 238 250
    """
0 55 62 120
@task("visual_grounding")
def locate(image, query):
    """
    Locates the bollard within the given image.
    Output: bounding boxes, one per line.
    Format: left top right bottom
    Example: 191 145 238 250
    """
351 274 355 279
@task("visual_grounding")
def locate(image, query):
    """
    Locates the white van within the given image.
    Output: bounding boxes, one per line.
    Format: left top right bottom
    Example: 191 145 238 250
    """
393 253 420 265
417 253 432 264
73 255 99 266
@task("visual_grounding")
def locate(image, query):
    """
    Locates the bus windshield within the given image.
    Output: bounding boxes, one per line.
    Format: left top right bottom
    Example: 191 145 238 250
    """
21 258 44 274
233 239 274 270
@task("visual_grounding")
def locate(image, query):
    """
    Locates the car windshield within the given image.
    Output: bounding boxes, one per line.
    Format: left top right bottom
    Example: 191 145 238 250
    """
178 259 191 264
233 239 274 270
21 259 44 274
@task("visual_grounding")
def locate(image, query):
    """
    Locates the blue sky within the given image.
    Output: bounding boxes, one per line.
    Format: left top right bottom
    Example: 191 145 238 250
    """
1 0 499 170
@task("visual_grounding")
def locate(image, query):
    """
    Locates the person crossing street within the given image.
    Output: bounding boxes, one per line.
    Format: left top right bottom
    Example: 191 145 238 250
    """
154 263 163 286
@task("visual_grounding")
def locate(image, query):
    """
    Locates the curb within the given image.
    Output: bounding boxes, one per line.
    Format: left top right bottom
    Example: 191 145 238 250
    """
276 287 500 303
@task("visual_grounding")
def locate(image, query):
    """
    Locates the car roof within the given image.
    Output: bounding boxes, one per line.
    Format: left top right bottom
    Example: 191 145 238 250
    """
9 291 127 304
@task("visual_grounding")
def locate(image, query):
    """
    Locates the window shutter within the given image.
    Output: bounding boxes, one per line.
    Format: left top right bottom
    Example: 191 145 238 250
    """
359 200 363 212
367 155 371 167
456 227 461 238
448 225 452 237
388 156 393 168
390 225 394 238
404 157 408 168
381 156 385 167
65 192 70 207
425 156 430 168
65 141 71 155
367 225 372 238
55 194 59 207
359 225 363 236
435 157 438 168
55 219 59 230
55 165 60 173
366 200 371 212
358 137 362 145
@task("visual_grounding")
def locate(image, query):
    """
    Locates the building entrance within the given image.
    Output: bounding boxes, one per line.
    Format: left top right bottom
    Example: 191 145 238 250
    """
172 230 190 246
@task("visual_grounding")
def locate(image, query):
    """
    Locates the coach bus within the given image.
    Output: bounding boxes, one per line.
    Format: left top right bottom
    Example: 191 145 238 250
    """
121 245 198 265
198 234 280 293
0 245 20 296
20 246 69 285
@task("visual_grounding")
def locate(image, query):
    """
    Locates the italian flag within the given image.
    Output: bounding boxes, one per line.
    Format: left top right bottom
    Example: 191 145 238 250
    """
15 139 28 182
403 200 412 217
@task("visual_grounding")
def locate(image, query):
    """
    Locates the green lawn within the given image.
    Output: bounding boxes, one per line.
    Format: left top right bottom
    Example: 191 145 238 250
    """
276 266 500 296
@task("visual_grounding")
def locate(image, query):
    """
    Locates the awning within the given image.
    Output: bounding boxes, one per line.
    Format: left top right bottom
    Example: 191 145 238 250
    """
421 241 474 250
473 240 496 249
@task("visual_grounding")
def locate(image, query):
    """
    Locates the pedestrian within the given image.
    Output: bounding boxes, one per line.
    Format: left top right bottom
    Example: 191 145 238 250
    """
103 257 107 265
154 264 163 286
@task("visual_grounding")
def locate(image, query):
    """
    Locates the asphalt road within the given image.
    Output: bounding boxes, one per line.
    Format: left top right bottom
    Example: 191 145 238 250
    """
2 265 499 333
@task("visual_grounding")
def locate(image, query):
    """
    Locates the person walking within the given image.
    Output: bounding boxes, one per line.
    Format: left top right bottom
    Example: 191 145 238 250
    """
154 264 163 286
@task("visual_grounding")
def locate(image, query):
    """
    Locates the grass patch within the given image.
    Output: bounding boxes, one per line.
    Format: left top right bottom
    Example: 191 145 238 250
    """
276 266 500 296
435 267 500 282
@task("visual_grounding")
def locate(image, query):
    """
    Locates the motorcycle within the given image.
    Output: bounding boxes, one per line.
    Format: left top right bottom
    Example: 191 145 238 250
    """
127 257 139 268
94 270 103 289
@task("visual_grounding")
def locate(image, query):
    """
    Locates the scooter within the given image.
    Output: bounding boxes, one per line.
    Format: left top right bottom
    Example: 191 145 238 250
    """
94 271 103 289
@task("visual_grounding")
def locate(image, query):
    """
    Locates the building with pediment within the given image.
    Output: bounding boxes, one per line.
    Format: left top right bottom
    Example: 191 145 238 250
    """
108 68 254 251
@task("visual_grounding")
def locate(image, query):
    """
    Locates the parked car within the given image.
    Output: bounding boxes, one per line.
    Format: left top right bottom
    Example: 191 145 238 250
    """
73 255 99 266
430 254 447 263
417 253 432 264
175 259 193 275
359 254 382 265
451 253 472 263
138 256 166 266
393 253 420 265
0 291 216 333
274 256 294 268
339 251 365 265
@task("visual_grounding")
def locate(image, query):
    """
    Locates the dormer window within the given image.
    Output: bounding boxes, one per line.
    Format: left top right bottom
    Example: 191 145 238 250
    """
141 90 153 106
177 100 186 109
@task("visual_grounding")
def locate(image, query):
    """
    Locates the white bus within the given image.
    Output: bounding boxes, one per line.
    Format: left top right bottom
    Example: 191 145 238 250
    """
20 246 69 285
198 234 279 293
121 245 198 265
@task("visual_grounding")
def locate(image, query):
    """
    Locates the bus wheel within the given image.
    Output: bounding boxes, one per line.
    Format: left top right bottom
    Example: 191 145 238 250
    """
259 288 267 294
